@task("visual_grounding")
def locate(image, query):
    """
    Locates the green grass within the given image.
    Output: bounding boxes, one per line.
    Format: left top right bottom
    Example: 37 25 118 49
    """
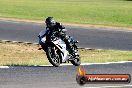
0 42 132 66
0 0 132 27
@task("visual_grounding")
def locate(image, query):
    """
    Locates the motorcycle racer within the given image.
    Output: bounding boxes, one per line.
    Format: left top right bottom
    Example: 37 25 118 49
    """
42 17 75 55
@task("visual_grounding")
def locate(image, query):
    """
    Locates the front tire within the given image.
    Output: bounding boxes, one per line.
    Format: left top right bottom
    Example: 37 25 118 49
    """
46 46 61 67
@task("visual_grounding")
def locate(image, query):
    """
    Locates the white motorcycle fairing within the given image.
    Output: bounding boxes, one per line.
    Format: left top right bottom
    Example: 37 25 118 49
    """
52 37 69 62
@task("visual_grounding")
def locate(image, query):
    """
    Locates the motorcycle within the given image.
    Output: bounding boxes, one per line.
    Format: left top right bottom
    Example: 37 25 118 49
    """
38 29 81 67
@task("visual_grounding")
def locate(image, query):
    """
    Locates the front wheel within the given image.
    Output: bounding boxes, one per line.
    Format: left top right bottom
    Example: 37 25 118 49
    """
46 46 61 67
70 48 81 66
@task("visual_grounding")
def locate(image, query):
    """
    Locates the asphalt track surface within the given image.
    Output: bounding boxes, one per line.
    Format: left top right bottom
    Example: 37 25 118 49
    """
0 20 132 51
0 62 132 88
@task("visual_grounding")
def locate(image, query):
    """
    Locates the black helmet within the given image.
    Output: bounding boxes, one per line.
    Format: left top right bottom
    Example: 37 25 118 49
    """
45 17 56 28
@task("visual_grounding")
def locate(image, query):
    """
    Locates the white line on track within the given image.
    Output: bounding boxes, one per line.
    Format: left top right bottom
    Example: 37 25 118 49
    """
0 61 131 68
81 61 132 65
60 61 132 66
0 66 9 68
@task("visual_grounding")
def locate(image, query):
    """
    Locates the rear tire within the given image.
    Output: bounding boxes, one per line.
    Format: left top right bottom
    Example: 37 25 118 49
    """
70 48 81 66
70 55 81 66
46 46 61 67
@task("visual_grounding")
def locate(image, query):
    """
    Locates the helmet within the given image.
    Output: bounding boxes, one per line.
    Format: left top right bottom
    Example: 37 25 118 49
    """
45 17 56 28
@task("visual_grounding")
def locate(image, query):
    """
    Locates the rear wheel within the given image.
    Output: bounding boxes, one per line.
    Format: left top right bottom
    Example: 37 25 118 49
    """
71 55 81 66
46 46 61 67
70 47 81 66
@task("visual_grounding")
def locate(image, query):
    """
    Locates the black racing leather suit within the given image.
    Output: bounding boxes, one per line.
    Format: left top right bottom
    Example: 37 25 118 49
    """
46 22 73 54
